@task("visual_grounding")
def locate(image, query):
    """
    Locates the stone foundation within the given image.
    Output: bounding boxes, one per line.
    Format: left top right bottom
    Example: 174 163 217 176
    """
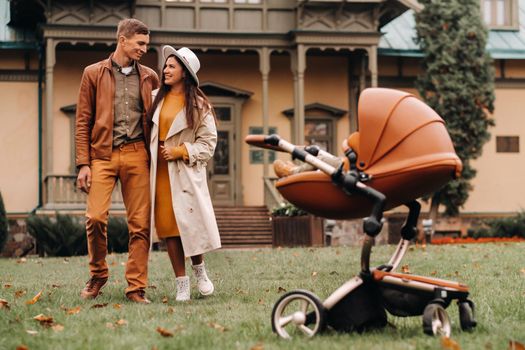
1 215 36 258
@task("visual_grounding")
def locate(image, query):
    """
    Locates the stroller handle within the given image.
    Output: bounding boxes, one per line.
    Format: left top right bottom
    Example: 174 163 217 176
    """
246 134 387 239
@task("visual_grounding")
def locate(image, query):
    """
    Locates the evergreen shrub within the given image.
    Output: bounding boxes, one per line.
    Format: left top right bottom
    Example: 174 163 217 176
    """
27 213 130 257
0 192 8 254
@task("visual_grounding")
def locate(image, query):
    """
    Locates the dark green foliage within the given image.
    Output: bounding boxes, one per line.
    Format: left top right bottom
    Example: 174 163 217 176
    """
415 0 495 215
0 191 8 253
469 212 525 239
27 213 87 257
271 203 308 217
27 213 130 257
107 216 129 253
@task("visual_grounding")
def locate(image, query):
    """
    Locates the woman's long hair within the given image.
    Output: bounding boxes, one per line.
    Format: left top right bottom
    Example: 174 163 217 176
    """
149 54 216 130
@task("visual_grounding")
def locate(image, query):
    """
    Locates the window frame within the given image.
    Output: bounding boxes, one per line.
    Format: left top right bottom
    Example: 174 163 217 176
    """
481 0 519 30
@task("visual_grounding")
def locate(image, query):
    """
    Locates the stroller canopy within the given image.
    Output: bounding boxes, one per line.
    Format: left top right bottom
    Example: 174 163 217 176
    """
275 88 462 219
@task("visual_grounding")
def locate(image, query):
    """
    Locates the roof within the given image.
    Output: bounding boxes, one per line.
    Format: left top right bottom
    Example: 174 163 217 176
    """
282 102 347 117
379 0 525 59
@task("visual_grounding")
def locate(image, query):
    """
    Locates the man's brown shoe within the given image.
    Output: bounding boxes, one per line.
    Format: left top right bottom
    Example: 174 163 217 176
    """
126 290 151 304
80 277 108 299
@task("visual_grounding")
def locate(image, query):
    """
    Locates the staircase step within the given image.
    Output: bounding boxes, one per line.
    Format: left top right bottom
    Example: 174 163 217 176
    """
214 206 272 247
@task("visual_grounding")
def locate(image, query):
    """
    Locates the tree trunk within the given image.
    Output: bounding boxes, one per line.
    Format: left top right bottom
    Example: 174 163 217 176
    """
422 192 441 243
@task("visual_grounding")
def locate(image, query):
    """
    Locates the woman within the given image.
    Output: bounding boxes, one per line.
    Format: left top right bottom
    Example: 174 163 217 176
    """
149 46 221 301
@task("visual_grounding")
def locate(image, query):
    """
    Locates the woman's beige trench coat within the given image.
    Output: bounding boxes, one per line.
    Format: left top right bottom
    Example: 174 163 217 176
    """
149 89 221 257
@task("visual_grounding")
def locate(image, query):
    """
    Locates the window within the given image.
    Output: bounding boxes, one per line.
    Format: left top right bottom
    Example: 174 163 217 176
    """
249 126 277 164
496 136 519 153
481 0 518 29
304 118 335 154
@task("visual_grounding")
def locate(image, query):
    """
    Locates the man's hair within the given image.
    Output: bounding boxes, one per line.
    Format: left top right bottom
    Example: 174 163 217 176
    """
116 18 149 39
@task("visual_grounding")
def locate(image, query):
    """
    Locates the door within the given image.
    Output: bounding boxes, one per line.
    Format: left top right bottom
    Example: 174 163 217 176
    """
208 105 236 206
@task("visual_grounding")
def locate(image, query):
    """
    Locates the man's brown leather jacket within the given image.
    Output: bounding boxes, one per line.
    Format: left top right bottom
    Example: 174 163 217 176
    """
75 54 160 169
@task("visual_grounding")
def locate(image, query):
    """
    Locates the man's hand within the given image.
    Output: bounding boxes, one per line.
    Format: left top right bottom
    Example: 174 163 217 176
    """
77 165 92 194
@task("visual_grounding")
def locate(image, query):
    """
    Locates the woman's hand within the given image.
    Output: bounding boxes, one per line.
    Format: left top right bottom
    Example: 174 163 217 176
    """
160 144 188 162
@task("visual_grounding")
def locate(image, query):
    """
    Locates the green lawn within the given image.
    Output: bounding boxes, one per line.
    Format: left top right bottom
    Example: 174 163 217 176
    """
1 243 524 350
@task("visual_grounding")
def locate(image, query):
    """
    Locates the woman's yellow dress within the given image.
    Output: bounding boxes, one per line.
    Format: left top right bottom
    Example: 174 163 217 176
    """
154 91 186 238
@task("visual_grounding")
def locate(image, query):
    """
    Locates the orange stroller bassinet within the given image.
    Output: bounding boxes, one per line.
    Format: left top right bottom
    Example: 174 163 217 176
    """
245 88 475 339
267 88 462 220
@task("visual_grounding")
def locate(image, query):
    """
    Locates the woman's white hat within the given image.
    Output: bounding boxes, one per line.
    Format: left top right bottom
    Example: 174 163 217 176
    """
162 45 200 86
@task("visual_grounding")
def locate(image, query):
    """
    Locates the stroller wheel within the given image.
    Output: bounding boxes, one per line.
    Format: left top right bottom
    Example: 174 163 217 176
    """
458 300 477 331
422 303 451 337
271 289 326 339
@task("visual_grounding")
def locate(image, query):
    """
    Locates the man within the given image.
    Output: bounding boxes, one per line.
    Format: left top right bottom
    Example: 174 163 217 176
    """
75 18 159 304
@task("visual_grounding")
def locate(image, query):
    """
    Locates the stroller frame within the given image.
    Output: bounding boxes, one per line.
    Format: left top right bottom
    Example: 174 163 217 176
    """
251 134 477 339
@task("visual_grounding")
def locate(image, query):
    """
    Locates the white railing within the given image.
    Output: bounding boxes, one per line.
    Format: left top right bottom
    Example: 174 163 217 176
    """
263 176 286 213
43 175 124 210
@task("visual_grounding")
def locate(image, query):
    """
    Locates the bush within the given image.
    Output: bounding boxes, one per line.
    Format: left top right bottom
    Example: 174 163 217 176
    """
0 191 8 254
107 216 129 253
469 212 525 239
271 203 308 217
27 213 131 257
27 213 87 257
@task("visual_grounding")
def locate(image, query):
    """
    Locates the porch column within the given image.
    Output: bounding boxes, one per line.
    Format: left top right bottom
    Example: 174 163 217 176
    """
258 47 271 177
156 45 164 75
368 45 378 87
45 38 56 176
291 44 306 145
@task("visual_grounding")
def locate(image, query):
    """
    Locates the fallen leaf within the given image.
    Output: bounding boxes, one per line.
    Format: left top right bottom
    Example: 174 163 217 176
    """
17 258 27 264
115 319 128 326
15 290 27 298
258 299 264 305
292 252 299 257
162 297 168 304
156 327 173 337
430 271 438 276
441 336 461 350
311 271 318 277
277 287 286 293
113 304 122 310
401 265 411 274
105 322 115 329
208 322 228 332
4 284 12 288
166 307 175 314
65 306 81 315
26 290 43 305
25 330 38 335
16 345 29 350
509 340 525 350
251 343 264 350
51 284 61 289
52 324 64 332
33 314 54 327
520 268 525 276
329 271 338 275
0 299 10 309
91 303 108 309
148 285 157 290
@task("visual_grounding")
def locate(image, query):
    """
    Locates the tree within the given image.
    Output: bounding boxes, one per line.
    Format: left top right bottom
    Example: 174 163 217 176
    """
0 191 8 254
415 0 495 219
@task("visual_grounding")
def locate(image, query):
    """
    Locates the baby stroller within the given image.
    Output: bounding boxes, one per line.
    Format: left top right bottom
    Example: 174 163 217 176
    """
245 88 476 339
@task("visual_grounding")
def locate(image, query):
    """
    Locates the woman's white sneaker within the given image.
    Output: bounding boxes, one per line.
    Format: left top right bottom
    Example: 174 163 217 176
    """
192 262 214 296
175 276 190 301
